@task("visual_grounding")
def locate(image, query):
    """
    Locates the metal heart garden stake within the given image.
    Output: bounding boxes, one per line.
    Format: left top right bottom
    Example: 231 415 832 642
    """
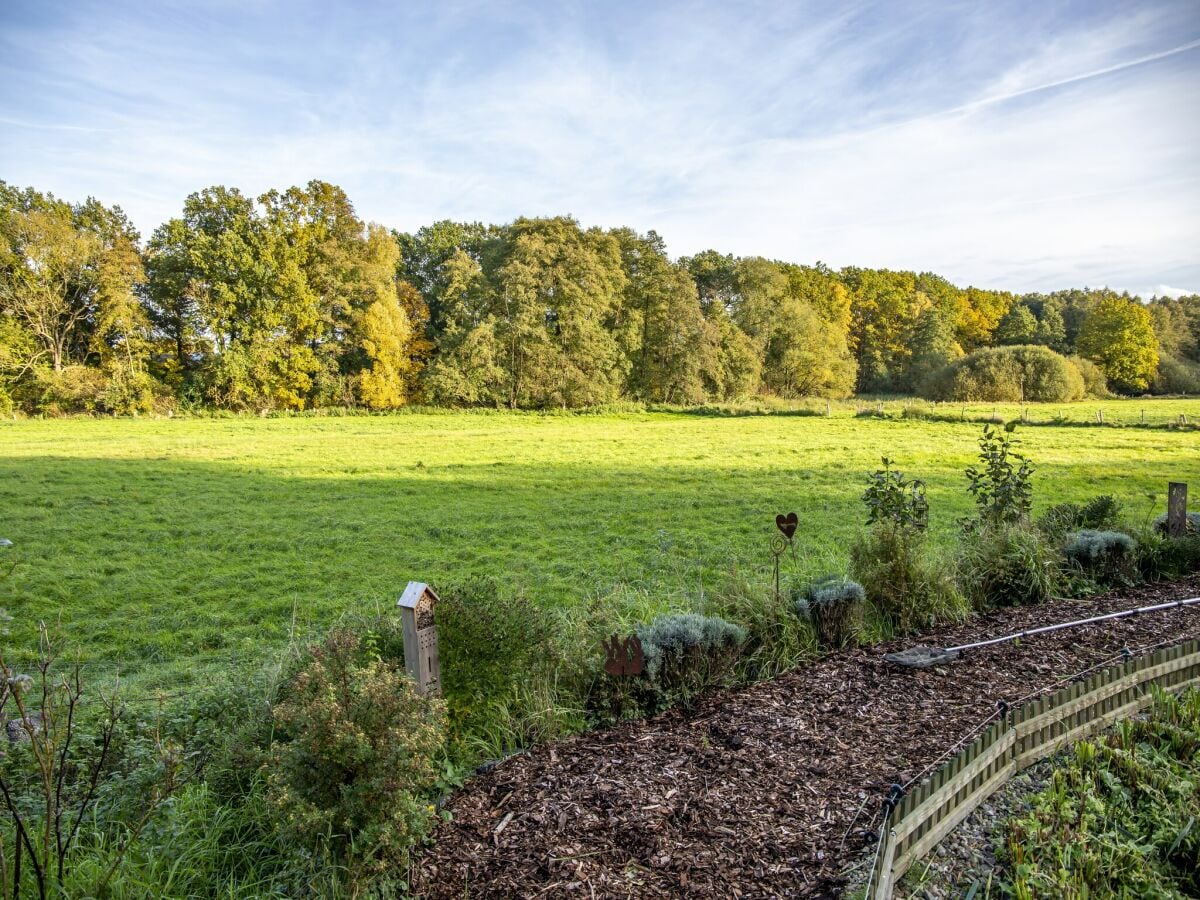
776 512 799 539
772 512 799 601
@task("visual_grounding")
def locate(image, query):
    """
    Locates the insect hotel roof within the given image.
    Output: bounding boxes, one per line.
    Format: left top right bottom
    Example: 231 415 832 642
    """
398 581 438 629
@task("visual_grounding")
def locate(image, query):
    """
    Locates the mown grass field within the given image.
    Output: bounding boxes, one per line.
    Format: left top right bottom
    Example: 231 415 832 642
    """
1 398 1197 689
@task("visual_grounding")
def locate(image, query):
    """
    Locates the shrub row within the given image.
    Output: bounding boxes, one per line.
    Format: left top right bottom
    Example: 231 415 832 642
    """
922 345 1104 403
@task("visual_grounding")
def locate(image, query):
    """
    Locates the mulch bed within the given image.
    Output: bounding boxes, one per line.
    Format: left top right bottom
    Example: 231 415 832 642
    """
413 577 1200 898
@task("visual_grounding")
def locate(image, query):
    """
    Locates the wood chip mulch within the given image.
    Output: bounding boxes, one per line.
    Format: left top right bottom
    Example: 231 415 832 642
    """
413 576 1200 899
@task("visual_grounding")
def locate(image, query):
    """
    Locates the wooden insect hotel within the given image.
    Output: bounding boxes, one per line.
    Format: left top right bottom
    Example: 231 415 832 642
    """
398 581 441 696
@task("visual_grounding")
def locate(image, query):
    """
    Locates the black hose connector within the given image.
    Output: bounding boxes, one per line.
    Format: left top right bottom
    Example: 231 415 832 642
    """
881 782 906 820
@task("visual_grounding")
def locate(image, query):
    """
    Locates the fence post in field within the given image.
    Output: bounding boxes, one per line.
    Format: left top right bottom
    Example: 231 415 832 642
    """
398 581 442 696
1168 483 1189 537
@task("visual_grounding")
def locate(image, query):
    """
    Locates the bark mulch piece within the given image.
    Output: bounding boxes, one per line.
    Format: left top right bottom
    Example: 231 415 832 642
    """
413 577 1200 899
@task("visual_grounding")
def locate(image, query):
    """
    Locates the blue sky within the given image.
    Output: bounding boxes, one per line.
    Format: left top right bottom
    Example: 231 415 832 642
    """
1 0 1197 296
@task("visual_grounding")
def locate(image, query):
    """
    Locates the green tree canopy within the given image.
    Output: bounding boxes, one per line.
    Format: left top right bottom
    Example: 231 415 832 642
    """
1076 296 1159 393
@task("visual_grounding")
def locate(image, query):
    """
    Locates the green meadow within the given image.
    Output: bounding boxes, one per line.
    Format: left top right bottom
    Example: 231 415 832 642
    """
1 399 1197 689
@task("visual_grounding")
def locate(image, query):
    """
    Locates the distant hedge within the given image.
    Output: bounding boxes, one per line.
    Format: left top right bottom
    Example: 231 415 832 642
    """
923 345 1087 402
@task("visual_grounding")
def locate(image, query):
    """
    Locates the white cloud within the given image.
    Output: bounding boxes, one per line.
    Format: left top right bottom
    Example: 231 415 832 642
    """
1147 284 1197 298
1 0 1197 295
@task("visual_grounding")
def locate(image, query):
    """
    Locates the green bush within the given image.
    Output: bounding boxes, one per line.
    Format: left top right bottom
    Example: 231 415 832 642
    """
959 523 1061 607
24 364 110 414
268 628 445 887
11 364 165 416
1039 494 1123 539
100 365 162 415
1151 353 1200 394
1068 354 1109 397
635 612 746 709
850 525 966 634
795 576 865 650
924 345 1085 402
1064 529 1136 586
434 577 568 749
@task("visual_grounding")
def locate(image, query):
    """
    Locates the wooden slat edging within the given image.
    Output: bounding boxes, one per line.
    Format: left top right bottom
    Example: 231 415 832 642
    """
872 827 898 900
868 640 1200 898
1016 669 1200 769
891 727 1016 845
1018 651 1200 736
893 757 1017 878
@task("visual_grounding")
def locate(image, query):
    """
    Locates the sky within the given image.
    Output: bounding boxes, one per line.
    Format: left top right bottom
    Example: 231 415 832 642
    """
1 0 1198 297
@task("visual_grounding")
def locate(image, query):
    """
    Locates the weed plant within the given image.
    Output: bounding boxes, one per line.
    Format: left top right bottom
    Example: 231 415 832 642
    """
1002 687 1200 898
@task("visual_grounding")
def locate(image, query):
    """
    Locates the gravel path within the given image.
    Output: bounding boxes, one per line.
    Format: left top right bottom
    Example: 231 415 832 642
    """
890 757 1057 899
413 576 1200 898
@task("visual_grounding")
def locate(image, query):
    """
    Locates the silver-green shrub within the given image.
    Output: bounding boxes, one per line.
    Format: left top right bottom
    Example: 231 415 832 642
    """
1064 529 1135 563
1064 529 1137 586
635 613 746 709
796 576 865 650
1152 512 1200 535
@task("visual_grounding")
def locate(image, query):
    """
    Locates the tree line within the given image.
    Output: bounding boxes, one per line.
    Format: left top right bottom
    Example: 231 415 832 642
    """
1 178 1194 415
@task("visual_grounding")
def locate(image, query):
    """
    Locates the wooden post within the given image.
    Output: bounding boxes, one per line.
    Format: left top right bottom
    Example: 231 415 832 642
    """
1167 483 1188 537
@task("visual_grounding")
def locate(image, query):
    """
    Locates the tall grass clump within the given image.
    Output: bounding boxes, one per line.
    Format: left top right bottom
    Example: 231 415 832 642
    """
959 424 1061 607
960 523 1061 607
1134 525 1200 582
703 572 816 680
850 457 966 635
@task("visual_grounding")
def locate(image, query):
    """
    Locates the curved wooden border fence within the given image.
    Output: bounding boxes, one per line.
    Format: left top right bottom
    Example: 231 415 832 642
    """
869 638 1200 899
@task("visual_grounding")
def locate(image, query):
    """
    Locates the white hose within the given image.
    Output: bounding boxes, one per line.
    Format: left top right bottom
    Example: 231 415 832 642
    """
942 596 1200 654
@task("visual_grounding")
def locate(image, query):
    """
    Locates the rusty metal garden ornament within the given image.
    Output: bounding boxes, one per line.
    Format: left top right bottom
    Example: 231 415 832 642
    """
772 512 799 600
603 634 645 676
775 512 798 539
